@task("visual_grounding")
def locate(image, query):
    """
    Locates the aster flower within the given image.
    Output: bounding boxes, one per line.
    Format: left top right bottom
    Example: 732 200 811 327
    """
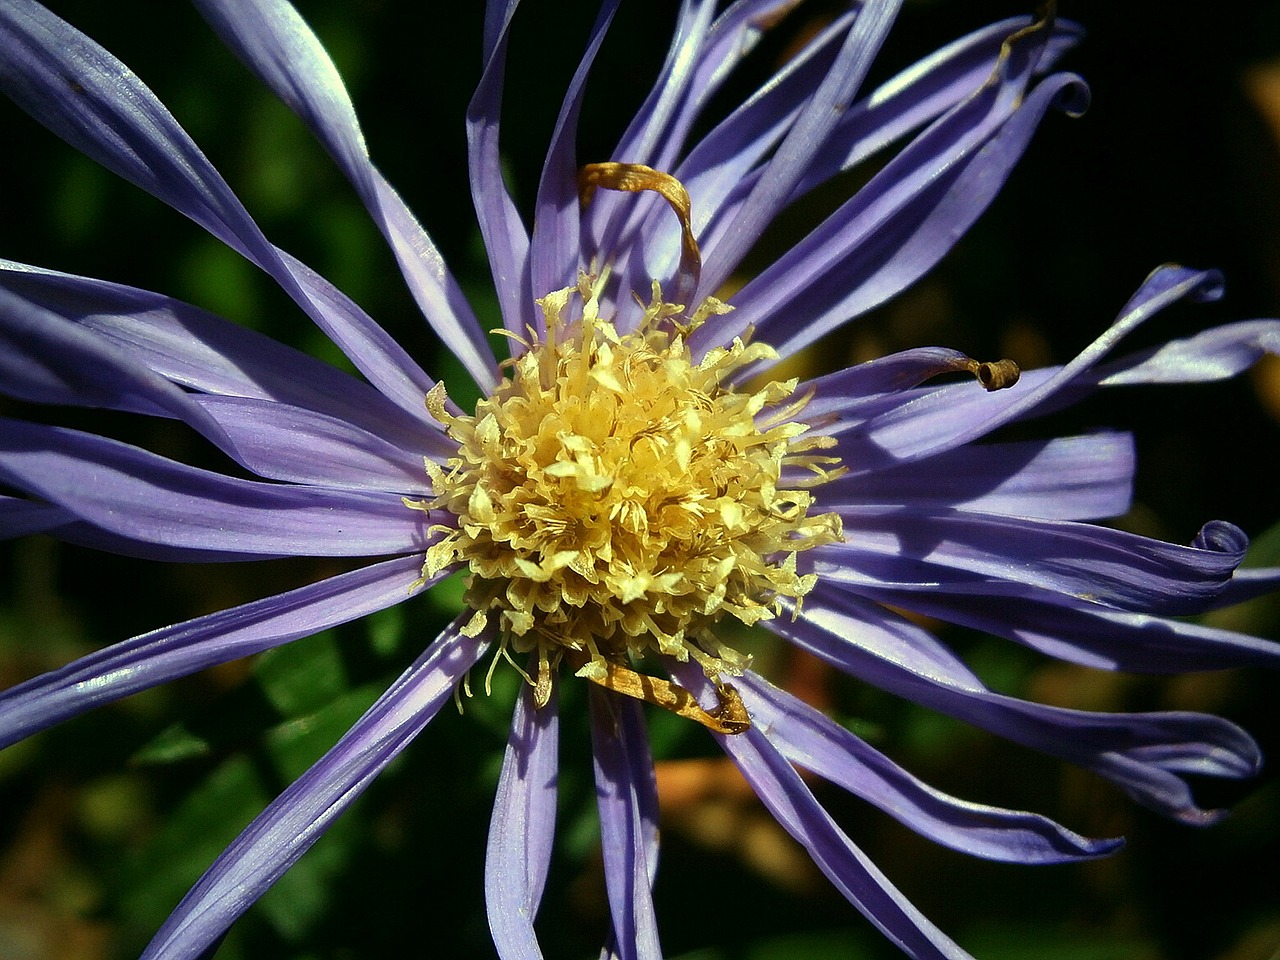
1 1 1278 958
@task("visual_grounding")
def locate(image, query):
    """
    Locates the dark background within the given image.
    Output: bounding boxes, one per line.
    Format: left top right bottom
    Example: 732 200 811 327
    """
1 2 1278 958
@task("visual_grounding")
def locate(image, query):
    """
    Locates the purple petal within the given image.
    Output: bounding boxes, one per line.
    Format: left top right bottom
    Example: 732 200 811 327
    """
670 662 973 960
813 432 1135 521
191 396 432 492
784 17 1082 201
0 555 433 749
692 0 904 300
590 0 808 291
801 346 974 418
275 251 444 423
0 286 437 490
736 672 1121 863
481 0 518 63
611 10 864 324
659 15 1078 299
776 588 1261 824
192 0 498 390
1000 318 1280 423
0 420 431 556
0 259 449 457
0 1 266 262
0 494 72 538
831 266 1224 473
588 688 662 960
0 284 234 434
16 519 288 563
846 573 1280 675
581 0 718 260
140 618 489 960
466 0 534 337
605 0 794 175
706 72 1089 363
529 0 619 303
1098 318 1280 386
994 317 1280 431
0 2 441 421
822 511 1247 616
1210 565 1280 607
486 679 559 960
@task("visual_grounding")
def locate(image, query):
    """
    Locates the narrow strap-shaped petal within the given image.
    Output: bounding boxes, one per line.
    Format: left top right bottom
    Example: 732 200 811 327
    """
0 554 433 749
604 0 790 174
992 318 1280 424
467 0 534 337
697 16 1080 232
776 587 1261 824
0 286 441 489
0 2 441 421
141 618 489 960
528 0 620 303
482 0 519 63
1211 566 1280 607
0 284 234 436
0 419 430 557
813 433 1135 522
0 2 260 260
800 346 974 419
9 519 282 564
962 316 1280 430
660 15 1075 300
823 511 1248 616
670 662 974 960
582 0 717 260
839 569 1280 674
608 9 860 320
0 259 449 456
706 72 1088 364
625 9 851 286
275 250 443 421
192 0 498 391
693 0 903 301
1097 318 1280 386
12 510 305 562
0 494 71 538
486 680 559 960
190 396 432 492
587 0 799 280
737 672 1122 863
831 266 1224 473
784 17 1082 202
588 687 662 960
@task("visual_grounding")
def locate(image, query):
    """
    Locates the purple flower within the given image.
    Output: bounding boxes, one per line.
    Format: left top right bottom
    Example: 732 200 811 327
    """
1 2 1278 958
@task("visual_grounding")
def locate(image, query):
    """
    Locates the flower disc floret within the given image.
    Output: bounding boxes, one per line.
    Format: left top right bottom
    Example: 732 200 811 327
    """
413 278 844 688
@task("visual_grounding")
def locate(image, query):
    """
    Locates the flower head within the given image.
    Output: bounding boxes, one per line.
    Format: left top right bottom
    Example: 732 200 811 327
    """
1 2 1279 959
416 274 843 704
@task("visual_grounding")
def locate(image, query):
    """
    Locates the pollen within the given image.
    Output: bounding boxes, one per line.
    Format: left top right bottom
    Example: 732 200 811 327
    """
409 275 844 706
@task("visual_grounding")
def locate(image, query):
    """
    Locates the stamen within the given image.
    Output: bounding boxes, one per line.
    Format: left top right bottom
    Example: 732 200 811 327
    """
420 277 842 725
967 357 1021 391
534 646 555 708
583 659 751 735
579 162 701 306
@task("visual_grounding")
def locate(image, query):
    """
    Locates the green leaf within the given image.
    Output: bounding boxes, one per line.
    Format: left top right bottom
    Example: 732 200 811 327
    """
119 756 271 939
962 924 1156 960
254 630 348 717
132 723 213 765
366 604 407 658
264 684 383 784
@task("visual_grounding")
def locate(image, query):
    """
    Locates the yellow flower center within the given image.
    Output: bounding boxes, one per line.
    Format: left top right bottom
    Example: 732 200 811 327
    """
410 275 843 710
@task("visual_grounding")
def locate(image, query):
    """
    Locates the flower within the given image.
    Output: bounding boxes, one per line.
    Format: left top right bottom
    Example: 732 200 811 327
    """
1 1 1278 958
